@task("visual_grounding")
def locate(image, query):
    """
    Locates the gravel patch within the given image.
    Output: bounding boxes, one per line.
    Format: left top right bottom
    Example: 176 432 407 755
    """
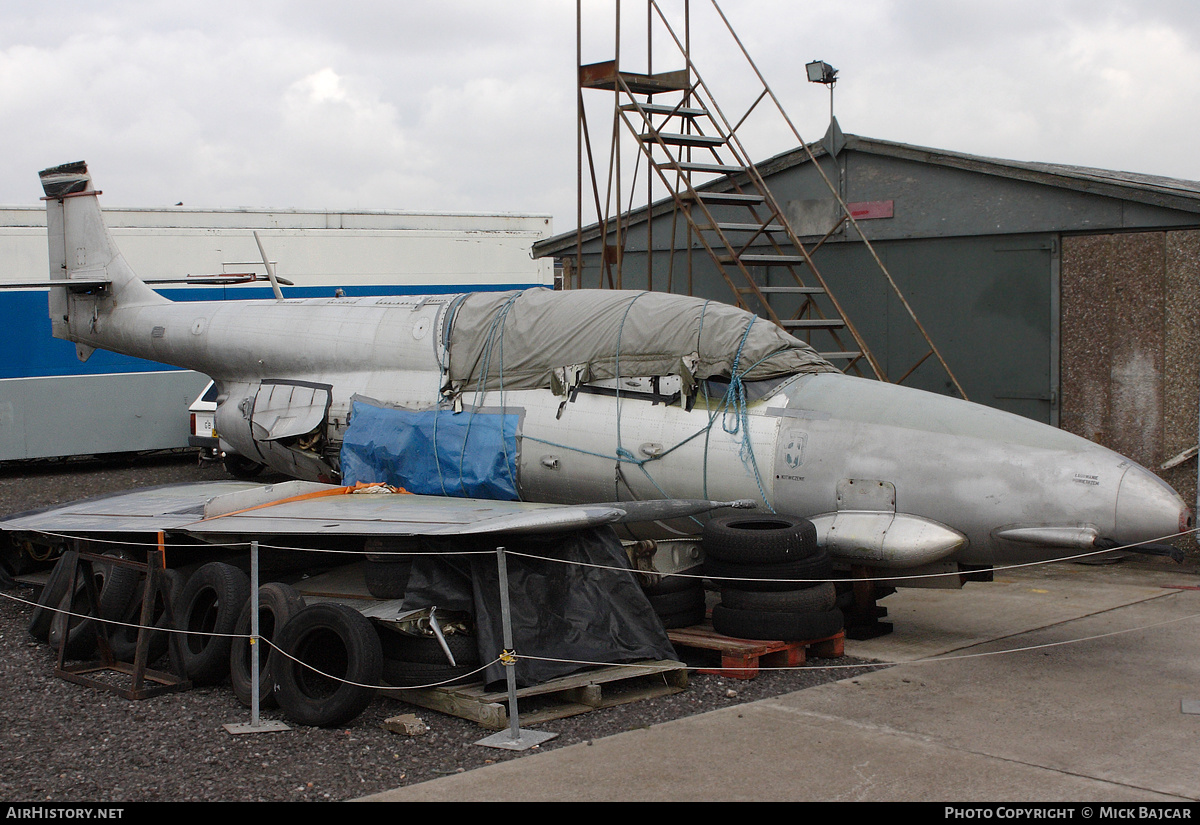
0 452 881 803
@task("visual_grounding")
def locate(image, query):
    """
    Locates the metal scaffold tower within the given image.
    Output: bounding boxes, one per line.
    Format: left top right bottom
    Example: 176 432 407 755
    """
572 0 965 396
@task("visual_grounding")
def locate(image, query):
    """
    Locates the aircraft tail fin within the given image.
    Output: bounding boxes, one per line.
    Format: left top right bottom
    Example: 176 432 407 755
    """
39 161 167 346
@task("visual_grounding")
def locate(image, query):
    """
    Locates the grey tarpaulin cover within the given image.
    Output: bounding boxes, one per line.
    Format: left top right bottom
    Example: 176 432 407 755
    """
446 288 836 396
401 526 677 687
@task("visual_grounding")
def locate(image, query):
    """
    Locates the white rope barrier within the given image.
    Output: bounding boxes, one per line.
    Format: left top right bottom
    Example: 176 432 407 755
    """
4 565 1199 690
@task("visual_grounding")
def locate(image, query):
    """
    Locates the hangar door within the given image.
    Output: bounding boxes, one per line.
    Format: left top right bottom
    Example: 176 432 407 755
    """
806 234 1057 423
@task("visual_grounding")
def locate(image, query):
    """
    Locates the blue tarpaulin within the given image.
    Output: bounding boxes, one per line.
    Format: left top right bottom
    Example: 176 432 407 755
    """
340 399 520 499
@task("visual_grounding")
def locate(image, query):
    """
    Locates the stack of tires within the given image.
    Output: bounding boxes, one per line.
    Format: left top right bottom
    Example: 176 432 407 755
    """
29 550 190 665
702 514 844 642
364 541 483 689
378 627 480 688
641 564 707 629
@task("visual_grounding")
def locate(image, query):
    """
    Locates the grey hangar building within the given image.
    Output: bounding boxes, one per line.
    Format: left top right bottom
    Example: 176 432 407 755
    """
534 127 1200 512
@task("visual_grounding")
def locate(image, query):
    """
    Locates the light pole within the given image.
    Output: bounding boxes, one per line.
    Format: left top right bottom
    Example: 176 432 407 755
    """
806 59 838 122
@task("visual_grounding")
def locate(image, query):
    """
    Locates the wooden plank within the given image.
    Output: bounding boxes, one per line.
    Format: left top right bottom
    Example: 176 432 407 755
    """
668 621 844 680
382 684 509 728
383 660 688 730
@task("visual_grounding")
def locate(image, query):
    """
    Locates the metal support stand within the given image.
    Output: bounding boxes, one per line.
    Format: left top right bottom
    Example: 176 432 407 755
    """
842 565 893 640
225 541 290 735
476 546 558 751
54 533 190 699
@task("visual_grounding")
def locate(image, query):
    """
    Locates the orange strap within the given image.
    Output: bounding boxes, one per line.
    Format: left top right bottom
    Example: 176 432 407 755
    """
203 481 409 521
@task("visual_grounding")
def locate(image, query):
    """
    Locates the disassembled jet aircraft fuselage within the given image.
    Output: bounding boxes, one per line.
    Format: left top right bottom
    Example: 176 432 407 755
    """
36 162 1193 581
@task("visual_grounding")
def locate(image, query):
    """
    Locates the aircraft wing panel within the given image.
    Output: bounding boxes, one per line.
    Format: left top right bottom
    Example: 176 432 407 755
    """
1 481 743 542
0 481 262 534
184 493 627 537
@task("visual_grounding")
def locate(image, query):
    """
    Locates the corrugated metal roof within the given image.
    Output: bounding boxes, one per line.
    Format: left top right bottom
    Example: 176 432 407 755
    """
823 135 1200 211
536 131 1200 256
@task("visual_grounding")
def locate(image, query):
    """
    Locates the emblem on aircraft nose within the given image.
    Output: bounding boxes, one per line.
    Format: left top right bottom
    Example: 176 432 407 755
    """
783 431 806 470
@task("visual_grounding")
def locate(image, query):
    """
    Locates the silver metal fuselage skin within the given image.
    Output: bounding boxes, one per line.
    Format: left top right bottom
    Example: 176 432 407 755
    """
41 168 1189 576
63 289 1191 572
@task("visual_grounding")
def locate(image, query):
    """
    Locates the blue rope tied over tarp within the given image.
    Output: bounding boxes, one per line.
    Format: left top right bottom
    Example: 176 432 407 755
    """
433 291 523 498
612 292 648 485
430 289 780 512
526 300 775 512
715 314 774 511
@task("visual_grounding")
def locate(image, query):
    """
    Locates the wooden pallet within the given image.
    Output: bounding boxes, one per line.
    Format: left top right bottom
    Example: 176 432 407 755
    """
382 659 688 730
667 621 844 680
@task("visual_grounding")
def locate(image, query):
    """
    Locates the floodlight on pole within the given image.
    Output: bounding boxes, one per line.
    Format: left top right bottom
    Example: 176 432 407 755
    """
806 60 838 122
806 60 837 85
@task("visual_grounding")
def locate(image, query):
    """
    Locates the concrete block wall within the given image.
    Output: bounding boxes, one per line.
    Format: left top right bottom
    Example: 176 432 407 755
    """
1060 230 1200 528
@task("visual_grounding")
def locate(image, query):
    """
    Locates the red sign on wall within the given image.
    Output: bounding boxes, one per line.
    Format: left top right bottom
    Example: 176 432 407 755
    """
846 200 894 220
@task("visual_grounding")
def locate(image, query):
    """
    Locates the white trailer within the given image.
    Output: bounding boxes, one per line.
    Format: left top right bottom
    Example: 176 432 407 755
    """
0 204 553 461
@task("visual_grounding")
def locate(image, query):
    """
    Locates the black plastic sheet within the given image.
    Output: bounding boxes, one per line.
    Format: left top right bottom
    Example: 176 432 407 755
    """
401 526 677 687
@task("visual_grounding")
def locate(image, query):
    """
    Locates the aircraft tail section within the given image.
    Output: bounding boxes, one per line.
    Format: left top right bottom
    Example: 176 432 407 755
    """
39 161 167 351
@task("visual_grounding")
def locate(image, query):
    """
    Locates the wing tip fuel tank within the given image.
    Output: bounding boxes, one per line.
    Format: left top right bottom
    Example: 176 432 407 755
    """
809 511 968 568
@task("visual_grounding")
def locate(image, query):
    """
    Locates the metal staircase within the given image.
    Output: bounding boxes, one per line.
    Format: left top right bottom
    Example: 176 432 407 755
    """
574 0 965 396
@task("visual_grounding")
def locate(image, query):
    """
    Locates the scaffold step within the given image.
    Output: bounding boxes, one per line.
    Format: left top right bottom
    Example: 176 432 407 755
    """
621 102 708 118
580 61 690 95
641 132 726 147
737 285 825 295
673 161 747 174
703 222 786 233
720 254 807 265
682 191 764 205
781 319 846 329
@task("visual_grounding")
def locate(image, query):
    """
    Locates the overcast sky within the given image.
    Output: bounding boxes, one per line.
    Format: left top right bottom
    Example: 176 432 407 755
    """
3 1 1199 234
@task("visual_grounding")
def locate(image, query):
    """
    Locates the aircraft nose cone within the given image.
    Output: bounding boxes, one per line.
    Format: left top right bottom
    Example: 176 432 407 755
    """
1113 465 1193 545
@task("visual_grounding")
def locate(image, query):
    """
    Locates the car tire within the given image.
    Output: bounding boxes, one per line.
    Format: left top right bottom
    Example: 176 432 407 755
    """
224 453 266 480
363 557 414 600
272 603 383 727
109 568 186 664
711 604 844 642
704 549 833 592
655 603 707 630
381 658 478 689
170 561 250 685
702 515 818 564
28 551 78 643
229 582 307 709
47 554 141 660
648 586 705 616
378 630 479 667
720 581 837 613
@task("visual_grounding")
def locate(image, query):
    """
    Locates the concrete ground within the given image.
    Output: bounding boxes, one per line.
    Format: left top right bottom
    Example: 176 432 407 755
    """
357 559 1200 802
